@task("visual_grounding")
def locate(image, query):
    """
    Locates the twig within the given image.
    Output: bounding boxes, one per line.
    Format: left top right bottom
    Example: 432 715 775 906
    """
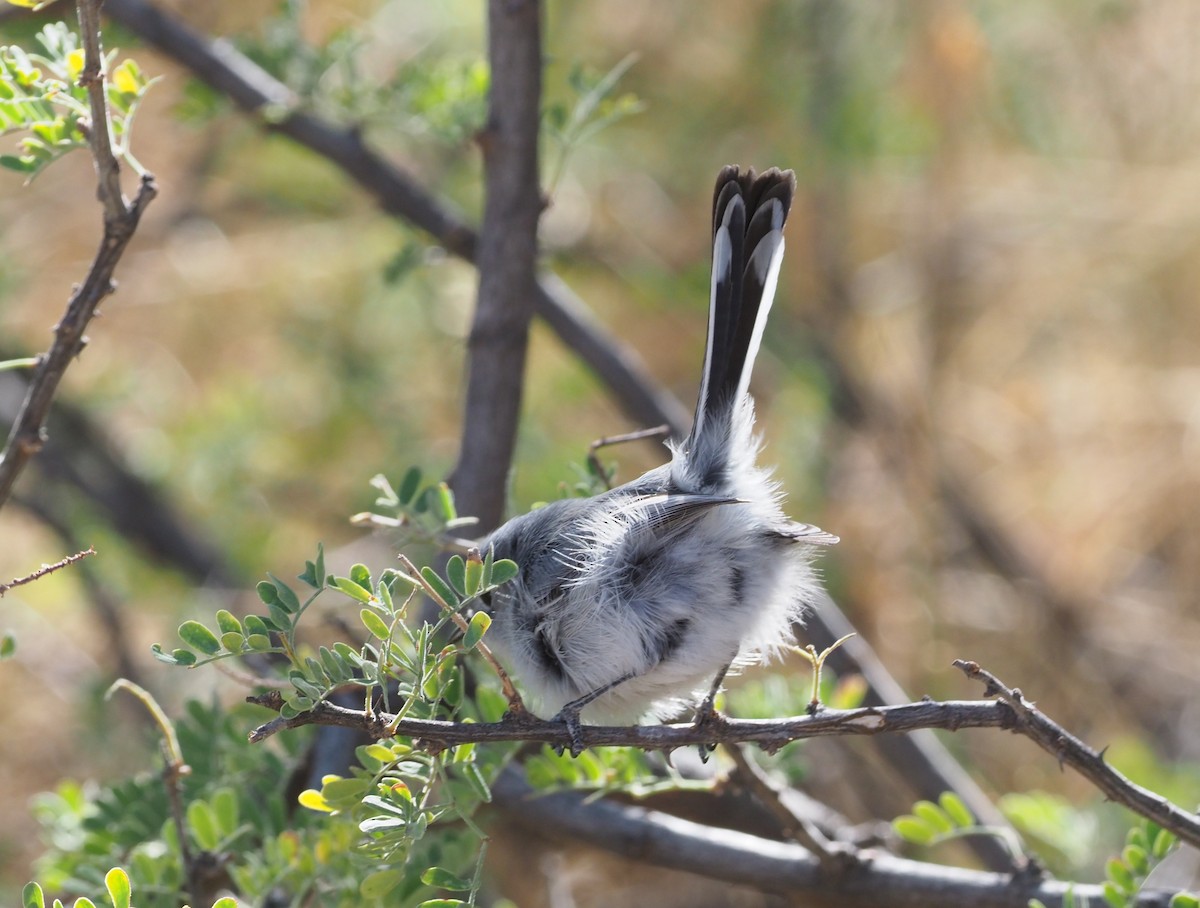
0 0 157 512
491 768 1174 908
106 680 201 907
955 660 1200 850
0 547 95 597
246 661 1200 852
587 423 670 490
246 688 1017 748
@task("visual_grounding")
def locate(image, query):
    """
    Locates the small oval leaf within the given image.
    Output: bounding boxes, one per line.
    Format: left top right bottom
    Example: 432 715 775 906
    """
187 800 219 851
360 869 404 899
938 791 974 828
178 621 221 655
420 867 472 891
463 611 491 650
104 867 131 908
298 789 334 813
22 882 45 908
360 608 391 641
488 559 519 586
892 816 935 845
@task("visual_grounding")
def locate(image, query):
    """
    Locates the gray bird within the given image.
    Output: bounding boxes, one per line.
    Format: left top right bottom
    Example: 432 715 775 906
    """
483 166 837 746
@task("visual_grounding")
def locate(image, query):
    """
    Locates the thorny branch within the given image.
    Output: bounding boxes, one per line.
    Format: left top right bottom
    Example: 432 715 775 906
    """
953 660 1200 852
246 660 1200 852
0 546 95 597
0 0 157 512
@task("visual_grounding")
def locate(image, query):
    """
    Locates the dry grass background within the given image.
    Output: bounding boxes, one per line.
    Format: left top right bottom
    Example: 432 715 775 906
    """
2 0 1200 897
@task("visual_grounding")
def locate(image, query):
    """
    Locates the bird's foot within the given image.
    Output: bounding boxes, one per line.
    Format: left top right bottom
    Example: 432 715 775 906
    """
550 704 587 758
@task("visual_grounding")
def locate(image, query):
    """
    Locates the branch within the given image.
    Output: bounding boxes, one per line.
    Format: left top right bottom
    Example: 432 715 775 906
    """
100 0 689 438
491 769 1176 908
245 688 1016 749
246 660 1200 853
446 0 543 531
0 0 157 512
955 660 1200 850
0 547 95 597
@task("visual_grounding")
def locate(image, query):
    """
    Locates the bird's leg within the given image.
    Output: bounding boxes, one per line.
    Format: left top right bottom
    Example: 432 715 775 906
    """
694 661 732 727
552 671 639 757
691 661 733 762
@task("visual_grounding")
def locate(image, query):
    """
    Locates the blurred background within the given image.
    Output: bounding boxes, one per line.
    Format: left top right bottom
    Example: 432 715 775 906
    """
2 0 1200 893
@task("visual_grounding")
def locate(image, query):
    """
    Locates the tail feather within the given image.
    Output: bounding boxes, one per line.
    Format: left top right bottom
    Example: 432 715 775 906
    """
689 166 796 471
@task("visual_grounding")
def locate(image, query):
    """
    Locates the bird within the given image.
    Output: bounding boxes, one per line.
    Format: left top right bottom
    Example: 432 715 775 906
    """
482 166 837 748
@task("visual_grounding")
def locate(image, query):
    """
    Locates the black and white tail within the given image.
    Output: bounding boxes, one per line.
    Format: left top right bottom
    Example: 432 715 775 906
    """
686 166 796 486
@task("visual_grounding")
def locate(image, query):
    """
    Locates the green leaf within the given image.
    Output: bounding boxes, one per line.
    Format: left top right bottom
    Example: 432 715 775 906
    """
463 611 491 650
464 553 483 598
1169 894 1200 908
243 614 273 636
256 580 280 607
268 574 301 612
321 776 370 807
171 648 197 665
187 800 219 851
938 791 974 828
434 482 457 521
913 800 954 835
267 603 293 631
397 466 422 505
1152 827 1176 859
361 869 405 899
421 566 460 607
212 899 239 908
1122 844 1148 876
22 882 45 908
418 901 466 908
245 633 272 652
1102 881 1128 908
319 645 345 682
892 816 936 845
361 608 391 641
410 811 430 840
350 563 373 591
218 632 242 652
420 867 473 891
1106 858 1135 894
177 620 221 655
446 555 467 597
334 576 374 603
0 633 17 659
489 558 519 586
215 610 243 635
104 867 131 908
212 787 238 836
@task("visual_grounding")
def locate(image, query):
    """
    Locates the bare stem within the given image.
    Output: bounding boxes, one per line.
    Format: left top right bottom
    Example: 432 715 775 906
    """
0 546 95 597
0 0 157 512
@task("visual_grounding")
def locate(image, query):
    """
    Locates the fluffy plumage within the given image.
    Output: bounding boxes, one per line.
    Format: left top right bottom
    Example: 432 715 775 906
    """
483 166 837 725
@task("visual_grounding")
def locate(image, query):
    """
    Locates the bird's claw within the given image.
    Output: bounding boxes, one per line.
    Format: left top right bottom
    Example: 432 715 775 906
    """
551 706 586 758
691 697 727 763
